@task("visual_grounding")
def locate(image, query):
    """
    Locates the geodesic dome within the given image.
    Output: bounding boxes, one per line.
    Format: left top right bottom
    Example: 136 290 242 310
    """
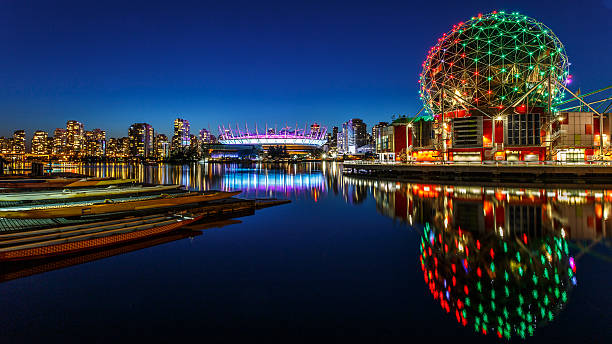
419 11 570 116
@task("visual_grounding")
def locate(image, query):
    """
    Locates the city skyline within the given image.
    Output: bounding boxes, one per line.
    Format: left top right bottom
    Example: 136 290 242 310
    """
1 0 611 137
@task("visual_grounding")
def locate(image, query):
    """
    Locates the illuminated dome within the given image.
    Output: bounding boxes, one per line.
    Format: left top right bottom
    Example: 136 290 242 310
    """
419 11 570 115
419 223 576 340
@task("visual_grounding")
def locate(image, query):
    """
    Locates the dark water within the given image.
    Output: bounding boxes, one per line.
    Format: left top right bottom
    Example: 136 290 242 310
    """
0 162 610 343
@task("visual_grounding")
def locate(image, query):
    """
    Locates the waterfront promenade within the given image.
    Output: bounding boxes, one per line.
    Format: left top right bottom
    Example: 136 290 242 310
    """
342 161 612 186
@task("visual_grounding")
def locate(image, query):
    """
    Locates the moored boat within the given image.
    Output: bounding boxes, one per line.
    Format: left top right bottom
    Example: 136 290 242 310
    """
0 184 182 202
0 178 137 190
0 191 241 219
0 213 204 261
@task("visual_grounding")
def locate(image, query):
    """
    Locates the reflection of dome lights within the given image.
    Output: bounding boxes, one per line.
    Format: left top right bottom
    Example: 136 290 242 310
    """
419 223 575 340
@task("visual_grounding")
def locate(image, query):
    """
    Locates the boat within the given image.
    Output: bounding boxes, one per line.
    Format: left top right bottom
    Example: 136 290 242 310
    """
0 184 182 202
0 191 241 219
0 178 137 190
0 213 204 261
64 178 137 188
0 229 202 282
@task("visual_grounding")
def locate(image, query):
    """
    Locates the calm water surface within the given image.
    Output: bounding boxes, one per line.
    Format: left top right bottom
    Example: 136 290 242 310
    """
0 162 610 343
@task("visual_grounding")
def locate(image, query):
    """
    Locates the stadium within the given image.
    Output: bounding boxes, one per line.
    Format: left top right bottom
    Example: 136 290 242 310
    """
217 124 327 155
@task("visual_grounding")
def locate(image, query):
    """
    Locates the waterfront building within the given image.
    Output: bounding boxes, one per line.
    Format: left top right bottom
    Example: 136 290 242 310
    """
338 124 349 154
199 128 216 143
189 134 199 151
338 119 367 154
128 123 154 157
0 137 12 154
154 134 169 159
31 130 49 155
554 111 612 161
84 129 106 157
52 128 67 155
330 126 338 148
171 118 191 153
45 137 53 155
217 123 326 156
375 116 436 161
350 118 367 149
106 138 119 158
12 130 26 155
372 122 388 145
418 12 570 162
66 120 84 157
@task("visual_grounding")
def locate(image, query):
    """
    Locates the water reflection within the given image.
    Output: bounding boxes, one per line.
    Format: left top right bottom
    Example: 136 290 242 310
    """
67 162 609 339
419 222 575 340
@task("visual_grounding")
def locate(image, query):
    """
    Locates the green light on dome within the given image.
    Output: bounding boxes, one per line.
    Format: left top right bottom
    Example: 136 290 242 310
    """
533 290 538 299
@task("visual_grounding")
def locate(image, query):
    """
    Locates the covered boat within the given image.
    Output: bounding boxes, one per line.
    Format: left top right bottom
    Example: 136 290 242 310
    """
0 191 241 219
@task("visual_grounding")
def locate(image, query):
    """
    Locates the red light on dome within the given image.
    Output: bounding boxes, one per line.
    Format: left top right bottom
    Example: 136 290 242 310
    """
464 285 469 295
477 267 482 277
490 248 495 259
476 240 481 250
523 233 528 244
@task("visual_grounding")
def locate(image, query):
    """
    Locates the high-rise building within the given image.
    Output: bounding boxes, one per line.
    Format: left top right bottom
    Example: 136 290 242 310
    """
349 118 367 148
12 130 26 155
108 137 131 158
66 120 84 156
31 130 48 155
154 134 169 159
199 128 216 143
172 118 191 152
52 128 67 155
189 134 199 151
45 137 53 155
331 126 339 148
0 137 12 154
310 123 321 136
128 123 154 157
84 129 106 157
372 122 388 145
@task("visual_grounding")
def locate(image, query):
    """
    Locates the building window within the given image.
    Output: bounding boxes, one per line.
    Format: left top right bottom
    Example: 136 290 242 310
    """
506 113 540 146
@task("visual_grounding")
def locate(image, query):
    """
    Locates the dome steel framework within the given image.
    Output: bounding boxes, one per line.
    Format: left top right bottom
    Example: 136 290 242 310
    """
419 11 570 116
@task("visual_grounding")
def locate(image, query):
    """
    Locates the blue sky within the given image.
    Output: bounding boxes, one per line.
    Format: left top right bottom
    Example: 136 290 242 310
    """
1 0 611 138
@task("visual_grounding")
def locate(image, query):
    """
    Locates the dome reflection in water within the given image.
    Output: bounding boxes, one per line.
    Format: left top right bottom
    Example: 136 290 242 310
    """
419 221 575 340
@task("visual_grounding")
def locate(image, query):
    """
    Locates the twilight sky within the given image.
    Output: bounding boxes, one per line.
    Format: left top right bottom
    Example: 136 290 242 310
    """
1 0 611 139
